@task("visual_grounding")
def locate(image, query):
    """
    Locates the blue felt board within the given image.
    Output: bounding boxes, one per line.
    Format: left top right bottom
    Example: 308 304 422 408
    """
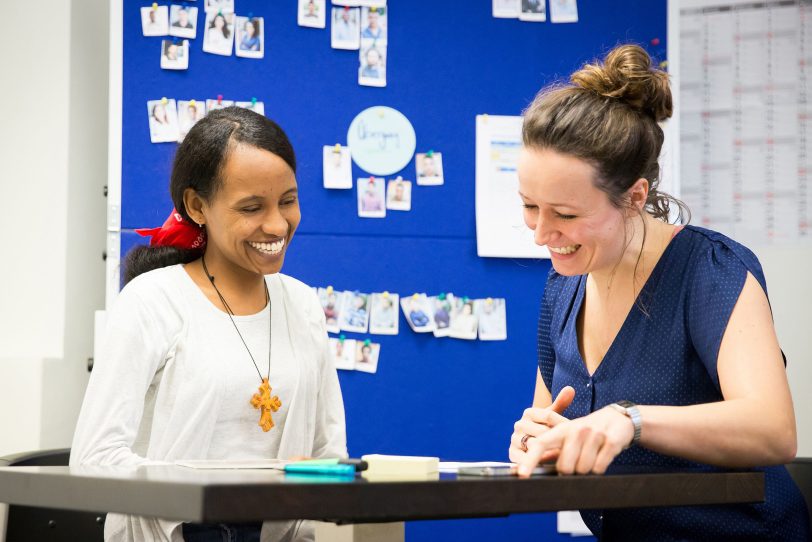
120 2 666 539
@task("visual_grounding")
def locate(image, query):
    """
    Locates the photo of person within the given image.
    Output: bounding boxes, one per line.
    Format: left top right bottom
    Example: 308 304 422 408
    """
492 0 520 18
475 298 507 341
360 6 386 41
449 298 479 340
549 0 578 23
141 5 169 36
235 100 265 115
169 5 197 39
235 16 264 59
429 294 454 338
318 287 342 333
369 293 399 335
400 294 435 333
416 152 444 186
386 177 412 211
160 39 189 70
329 337 355 371
323 145 353 189
206 97 235 111
204 0 234 13
298 0 326 29
519 0 547 21
202 11 234 56
339 291 370 333
357 177 386 218
331 7 360 50
177 99 206 142
146 99 180 143
358 40 387 87
354 341 380 374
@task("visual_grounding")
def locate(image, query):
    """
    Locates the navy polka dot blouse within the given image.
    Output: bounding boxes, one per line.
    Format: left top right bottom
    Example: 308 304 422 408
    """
538 225 811 541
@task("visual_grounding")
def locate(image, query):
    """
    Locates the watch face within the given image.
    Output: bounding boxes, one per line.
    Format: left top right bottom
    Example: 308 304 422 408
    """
616 400 635 409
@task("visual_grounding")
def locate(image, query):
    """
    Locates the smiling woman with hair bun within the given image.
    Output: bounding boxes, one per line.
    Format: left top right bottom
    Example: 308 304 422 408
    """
509 44 810 540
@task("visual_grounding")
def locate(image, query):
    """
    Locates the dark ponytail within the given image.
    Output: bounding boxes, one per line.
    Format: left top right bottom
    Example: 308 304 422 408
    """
123 106 297 284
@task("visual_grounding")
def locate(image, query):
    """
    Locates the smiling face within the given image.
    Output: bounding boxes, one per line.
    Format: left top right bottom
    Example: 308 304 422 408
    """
190 144 300 279
517 147 631 277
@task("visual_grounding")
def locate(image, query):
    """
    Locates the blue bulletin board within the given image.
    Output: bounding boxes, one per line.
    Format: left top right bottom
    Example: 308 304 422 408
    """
114 2 667 539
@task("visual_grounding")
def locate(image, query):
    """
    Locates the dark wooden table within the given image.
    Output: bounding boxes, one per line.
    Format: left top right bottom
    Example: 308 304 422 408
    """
0 465 764 526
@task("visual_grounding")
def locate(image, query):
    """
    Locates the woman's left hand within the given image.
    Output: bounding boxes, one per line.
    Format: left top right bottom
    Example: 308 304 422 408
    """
516 405 635 477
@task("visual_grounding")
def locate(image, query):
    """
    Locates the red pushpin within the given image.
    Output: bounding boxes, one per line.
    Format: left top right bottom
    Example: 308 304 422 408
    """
344 5 349 11
217 94 223 105
368 176 376 186
650 37 660 46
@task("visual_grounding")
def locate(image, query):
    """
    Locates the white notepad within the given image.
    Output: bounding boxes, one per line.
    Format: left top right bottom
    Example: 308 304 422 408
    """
174 459 289 470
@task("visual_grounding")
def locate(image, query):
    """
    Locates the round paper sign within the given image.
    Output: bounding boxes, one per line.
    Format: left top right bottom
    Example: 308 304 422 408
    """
347 106 416 176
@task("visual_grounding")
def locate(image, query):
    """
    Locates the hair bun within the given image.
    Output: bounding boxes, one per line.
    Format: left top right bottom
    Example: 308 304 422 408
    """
570 44 672 122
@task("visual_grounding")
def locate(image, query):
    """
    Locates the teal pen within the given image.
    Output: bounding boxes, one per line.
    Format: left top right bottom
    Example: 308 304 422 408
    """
284 463 356 476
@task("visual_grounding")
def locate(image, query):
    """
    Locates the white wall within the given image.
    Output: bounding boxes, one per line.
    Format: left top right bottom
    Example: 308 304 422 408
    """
0 0 108 458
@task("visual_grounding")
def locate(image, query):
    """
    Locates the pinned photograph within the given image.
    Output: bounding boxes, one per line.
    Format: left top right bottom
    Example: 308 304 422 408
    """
449 297 479 340
141 5 169 36
358 39 386 87
400 294 435 333
429 293 455 338
339 291 370 333
206 97 235 111
298 0 327 28
235 100 265 115
475 298 507 341
235 16 264 58
549 0 578 23
357 177 386 218
360 6 386 41
147 99 180 144
416 152 444 186
354 341 380 374
329 337 355 371
386 177 412 211
203 11 234 56
318 287 342 334
160 39 189 70
178 99 206 141
169 5 197 39
204 0 234 13
492 0 520 18
369 292 399 335
355 0 388 6
519 0 547 21
323 145 353 189
331 7 360 50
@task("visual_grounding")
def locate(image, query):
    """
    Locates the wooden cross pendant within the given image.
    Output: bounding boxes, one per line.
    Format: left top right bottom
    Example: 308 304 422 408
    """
250 378 282 432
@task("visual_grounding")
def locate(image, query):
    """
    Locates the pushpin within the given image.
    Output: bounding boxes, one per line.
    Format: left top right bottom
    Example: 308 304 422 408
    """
333 143 342 154
438 292 446 301
426 149 434 158
659 60 669 69
363 339 371 346
218 9 222 16
377 109 385 119
251 97 257 108
382 291 389 298
344 5 350 11
326 285 333 294
217 94 223 105
368 176 376 185
412 293 420 300
247 12 253 19
160 97 168 105
189 99 196 106
650 37 660 46
339 334 345 342
152 2 158 10
486 297 494 305
462 296 469 303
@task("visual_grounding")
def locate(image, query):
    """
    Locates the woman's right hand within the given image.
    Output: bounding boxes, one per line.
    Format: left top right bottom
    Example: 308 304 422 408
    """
509 386 575 464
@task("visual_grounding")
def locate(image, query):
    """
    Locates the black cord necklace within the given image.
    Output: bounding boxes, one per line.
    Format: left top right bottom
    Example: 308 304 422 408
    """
201 256 280 432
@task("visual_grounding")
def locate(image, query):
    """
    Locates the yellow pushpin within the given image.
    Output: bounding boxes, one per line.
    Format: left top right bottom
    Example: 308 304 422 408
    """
189 99 196 106
412 293 420 300
659 60 668 69
382 291 389 298
152 2 158 10
160 97 168 105
326 285 334 294
486 297 494 305
333 143 341 154
378 109 385 119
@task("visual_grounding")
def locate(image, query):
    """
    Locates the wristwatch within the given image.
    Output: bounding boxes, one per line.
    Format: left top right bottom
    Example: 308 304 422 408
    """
609 400 642 448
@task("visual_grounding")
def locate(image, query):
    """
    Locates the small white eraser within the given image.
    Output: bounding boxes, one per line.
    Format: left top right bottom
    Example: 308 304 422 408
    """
361 454 440 475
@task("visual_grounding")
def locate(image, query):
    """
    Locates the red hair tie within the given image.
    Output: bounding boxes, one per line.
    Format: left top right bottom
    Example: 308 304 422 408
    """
135 209 206 251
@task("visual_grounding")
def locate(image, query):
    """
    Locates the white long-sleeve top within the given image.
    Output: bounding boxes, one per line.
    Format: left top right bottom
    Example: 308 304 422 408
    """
71 265 347 541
